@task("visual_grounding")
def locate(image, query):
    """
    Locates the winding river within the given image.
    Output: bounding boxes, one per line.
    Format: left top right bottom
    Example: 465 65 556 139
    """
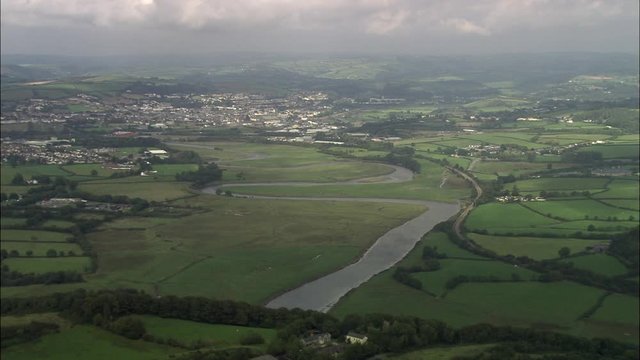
201 163 460 312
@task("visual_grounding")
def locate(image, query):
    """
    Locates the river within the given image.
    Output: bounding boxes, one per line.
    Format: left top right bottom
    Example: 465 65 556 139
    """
201 164 460 312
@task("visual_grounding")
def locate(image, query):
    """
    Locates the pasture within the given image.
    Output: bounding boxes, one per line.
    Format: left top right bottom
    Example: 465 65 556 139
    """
510 177 609 193
137 315 276 347
0 230 72 242
222 159 470 202
80 196 426 303
1 241 83 257
0 165 69 185
579 143 639 159
412 259 536 296
1 325 179 360
524 199 638 221
594 179 639 199
3 257 92 274
561 254 629 277
468 234 604 260
330 228 635 342
391 344 496 359
1 218 27 227
464 203 559 233
78 180 192 201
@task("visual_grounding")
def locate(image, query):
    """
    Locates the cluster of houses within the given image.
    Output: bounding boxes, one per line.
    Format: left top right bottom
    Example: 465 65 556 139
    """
0 139 112 165
495 195 546 203
37 198 132 212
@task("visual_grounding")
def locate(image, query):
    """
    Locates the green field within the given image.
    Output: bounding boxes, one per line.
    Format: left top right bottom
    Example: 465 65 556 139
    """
1 196 424 303
524 199 638 221
465 203 559 232
1 325 179 360
137 315 276 347
511 177 609 192
41 220 77 229
78 180 192 201
3 257 92 274
1 241 83 257
1 164 70 185
464 97 531 112
0 230 72 242
390 344 496 359
468 234 604 260
579 143 639 159
412 259 536 296
594 179 639 199
1 218 27 227
1 312 70 328
590 294 639 324
561 254 629 277
223 159 469 202
471 161 569 178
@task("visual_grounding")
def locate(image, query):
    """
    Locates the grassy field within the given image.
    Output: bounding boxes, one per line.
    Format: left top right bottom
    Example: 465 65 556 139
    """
390 344 496 359
1 325 180 360
0 230 72 242
560 254 629 277
78 180 192 201
524 199 638 221
594 179 639 199
464 97 531 112
3 257 92 274
223 159 469 202
470 161 568 179
61 163 120 178
41 220 77 229
1 218 27 227
412 259 537 296
590 294 639 324
137 315 276 348
0 165 70 185
510 177 609 192
468 234 605 260
1 196 425 303
1 241 83 257
1 312 70 328
465 203 559 232
598 199 640 211
330 226 637 343
579 143 639 159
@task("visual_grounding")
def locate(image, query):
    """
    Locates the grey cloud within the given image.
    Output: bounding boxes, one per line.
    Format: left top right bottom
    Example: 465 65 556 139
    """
1 0 637 55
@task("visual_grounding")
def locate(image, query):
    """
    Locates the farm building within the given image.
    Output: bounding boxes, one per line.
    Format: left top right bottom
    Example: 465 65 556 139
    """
345 332 368 344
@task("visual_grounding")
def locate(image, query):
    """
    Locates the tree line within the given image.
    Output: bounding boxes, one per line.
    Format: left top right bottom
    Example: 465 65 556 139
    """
1 289 636 360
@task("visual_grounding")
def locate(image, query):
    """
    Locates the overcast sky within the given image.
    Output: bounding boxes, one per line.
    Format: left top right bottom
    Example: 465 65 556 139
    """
1 0 638 56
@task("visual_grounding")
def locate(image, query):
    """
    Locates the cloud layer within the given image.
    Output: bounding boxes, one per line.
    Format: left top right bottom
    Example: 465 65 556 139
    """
1 0 638 55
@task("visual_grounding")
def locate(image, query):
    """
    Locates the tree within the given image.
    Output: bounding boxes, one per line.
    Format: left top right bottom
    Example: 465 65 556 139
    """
46 249 58 257
90 169 98 176
11 173 25 185
26 250 33 257
109 316 146 340
558 247 571 258
239 332 264 345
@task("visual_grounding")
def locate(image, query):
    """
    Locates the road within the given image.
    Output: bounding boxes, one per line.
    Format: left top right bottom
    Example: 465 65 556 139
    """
447 166 483 241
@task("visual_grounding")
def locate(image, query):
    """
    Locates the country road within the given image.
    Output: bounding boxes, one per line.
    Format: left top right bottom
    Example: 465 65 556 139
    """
447 166 483 241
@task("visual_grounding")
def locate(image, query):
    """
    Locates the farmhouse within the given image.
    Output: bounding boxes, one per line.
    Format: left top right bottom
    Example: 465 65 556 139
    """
301 331 332 347
144 149 169 159
345 332 368 344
